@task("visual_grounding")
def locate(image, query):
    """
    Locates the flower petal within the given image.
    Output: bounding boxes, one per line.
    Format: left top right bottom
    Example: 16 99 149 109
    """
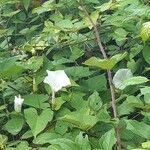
44 70 71 92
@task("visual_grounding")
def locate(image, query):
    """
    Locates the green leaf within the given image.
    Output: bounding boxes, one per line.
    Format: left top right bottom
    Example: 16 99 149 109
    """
125 120 150 139
17 56 43 72
99 128 116 150
20 0 31 11
2 10 20 17
118 96 144 116
0 56 24 78
68 92 88 110
113 69 133 90
96 107 111 122
84 10 99 29
65 66 92 78
5 116 24 135
81 74 107 92
55 121 71 135
124 76 149 87
113 69 148 90
143 46 150 65
56 19 73 29
16 141 30 150
142 141 150 148
24 108 53 137
84 53 126 70
49 138 77 150
140 86 150 95
140 22 150 42
23 94 49 109
33 132 61 145
88 91 102 111
59 109 97 130
84 57 116 70
113 28 128 41
53 97 65 111
69 46 84 60
95 1 112 12
0 134 7 149
75 132 91 150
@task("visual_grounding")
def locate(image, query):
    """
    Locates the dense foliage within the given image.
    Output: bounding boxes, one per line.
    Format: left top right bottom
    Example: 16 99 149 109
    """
0 0 150 149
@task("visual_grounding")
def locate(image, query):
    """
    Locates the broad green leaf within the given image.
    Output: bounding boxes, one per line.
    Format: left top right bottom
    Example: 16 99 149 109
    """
95 1 112 12
113 69 133 90
59 109 97 130
144 93 150 104
81 74 107 92
23 94 49 109
88 91 102 111
68 92 88 110
96 107 111 122
21 130 33 139
69 46 84 60
55 19 73 29
17 56 43 72
143 46 150 65
124 76 149 87
55 121 71 135
75 133 91 150
0 134 7 149
118 96 144 116
140 86 150 95
20 0 31 11
0 56 24 78
2 10 20 17
113 28 128 41
125 120 150 139
5 116 24 135
84 53 126 70
142 141 150 148
113 69 148 90
84 10 99 29
53 97 65 111
15 141 30 150
33 132 61 144
65 66 92 78
32 0 54 14
84 57 116 70
24 108 53 137
140 22 150 42
129 44 143 59
99 128 116 150
48 138 77 150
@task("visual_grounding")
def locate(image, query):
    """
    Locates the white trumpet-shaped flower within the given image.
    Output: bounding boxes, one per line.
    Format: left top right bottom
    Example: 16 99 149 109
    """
14 95 24 113
44 70 71 92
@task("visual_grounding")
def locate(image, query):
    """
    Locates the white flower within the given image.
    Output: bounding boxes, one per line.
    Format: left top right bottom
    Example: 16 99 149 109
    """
14 95 24 113
44 70 71 92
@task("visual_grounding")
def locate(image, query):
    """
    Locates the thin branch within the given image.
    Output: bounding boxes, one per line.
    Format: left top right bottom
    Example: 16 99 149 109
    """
79 1 121 149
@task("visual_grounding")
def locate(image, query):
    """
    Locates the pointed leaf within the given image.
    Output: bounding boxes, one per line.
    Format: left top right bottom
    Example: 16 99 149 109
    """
88 91 102 111
99 128 116 150
5 116 24 135
113 69 133 90
125 120 150 139
84 53 126 70
24 108 53 137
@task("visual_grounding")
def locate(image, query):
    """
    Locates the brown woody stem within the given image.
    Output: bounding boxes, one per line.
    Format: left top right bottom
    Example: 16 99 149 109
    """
79 1 121 149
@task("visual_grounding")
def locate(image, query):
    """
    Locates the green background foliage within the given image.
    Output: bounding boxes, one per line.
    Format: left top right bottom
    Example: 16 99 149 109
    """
0 0 150 149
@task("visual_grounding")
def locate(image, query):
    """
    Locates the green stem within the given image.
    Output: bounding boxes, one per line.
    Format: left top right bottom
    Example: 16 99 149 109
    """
52 90 55 104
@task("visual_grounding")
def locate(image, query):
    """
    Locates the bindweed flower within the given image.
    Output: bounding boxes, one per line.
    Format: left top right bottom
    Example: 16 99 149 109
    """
14 95 24 113
44 70 71 92
44 70 71 104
